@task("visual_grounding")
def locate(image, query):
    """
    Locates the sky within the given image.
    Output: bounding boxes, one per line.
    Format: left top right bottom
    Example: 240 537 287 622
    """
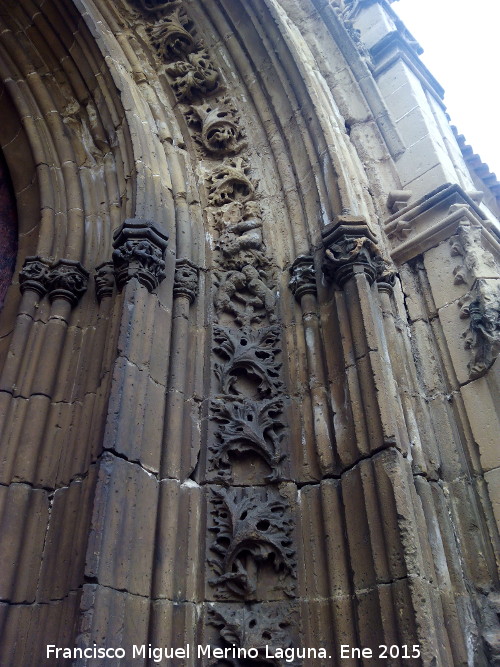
393 0 500 177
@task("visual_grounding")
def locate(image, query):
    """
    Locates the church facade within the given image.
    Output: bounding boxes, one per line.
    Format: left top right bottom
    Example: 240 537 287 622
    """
0 0 499 664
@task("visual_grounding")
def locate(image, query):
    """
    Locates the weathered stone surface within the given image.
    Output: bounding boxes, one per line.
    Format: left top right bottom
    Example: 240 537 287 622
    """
85 454 158 597
0 483 49 603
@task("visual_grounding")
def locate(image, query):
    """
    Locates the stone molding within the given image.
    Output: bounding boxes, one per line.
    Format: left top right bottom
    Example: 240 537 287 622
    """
112 218 169 292
322 216 386 286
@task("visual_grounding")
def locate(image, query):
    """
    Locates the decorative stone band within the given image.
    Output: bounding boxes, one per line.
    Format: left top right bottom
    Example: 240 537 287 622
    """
289 255 317 301
19 256 51 297
94 262 115 302
47 259 89 306
112 218 169 293
173 258 199 303
322 216 387 287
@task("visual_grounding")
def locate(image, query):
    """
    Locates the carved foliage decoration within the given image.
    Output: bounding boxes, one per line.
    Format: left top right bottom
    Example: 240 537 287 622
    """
450 220 497 286
112 218 169 292
166 50 219 101
208 487 296 600
146 8 195 59
207 158 255 207
213 326 283 399
459 279 500 379
209 399 286 483
207 604 299 666
187 98 247 156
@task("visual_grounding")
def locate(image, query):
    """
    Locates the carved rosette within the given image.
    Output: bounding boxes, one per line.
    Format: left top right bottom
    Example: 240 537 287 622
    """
47 259 89 306
19 256 51 297
112 218 169 292
208 487 296 600
94 262 115 302
322 216 387 287
173 258 199 303
459 279 500 379
289 255 317 301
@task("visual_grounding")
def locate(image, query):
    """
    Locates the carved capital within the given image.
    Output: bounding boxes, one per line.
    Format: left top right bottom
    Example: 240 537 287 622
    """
289 255 317 301
19 256 51 297
322 216 385 287
47 259 89 306
112 218 169 292
173 258 199 303
94 262 115 301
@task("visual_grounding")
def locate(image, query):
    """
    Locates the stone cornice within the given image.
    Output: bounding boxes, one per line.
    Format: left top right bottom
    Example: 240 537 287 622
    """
383 183 500 264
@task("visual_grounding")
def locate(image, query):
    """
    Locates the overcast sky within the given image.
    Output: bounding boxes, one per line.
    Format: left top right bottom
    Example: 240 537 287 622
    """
393 0 500 177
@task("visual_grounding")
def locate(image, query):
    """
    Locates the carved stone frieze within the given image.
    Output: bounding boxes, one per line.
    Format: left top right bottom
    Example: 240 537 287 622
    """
207 603 300 666
208 487 296 600
19 256 51 297
94 262 115 301
166 49 219 101
214 265 277 327
209 398 286 483
207 158 255 207
186 98 246 156
147 8 195 60
322 216 387 287
112 218 169 292
213 326 284 399
289 255 317 301
48 259 89 306
173 258 199 303
458 279 500 379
